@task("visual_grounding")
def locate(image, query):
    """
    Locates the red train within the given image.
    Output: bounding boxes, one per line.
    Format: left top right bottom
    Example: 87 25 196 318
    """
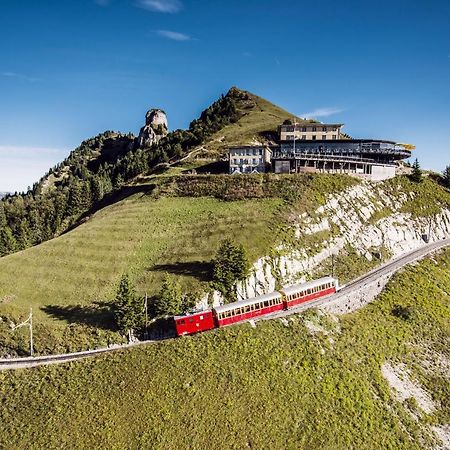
174 276 338 337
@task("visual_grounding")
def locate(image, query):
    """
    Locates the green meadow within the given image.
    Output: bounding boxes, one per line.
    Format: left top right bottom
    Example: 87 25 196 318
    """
1 250 449 449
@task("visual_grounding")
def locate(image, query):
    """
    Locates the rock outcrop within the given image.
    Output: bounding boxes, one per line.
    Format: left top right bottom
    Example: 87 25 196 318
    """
137 109 168 148
198 181 450 309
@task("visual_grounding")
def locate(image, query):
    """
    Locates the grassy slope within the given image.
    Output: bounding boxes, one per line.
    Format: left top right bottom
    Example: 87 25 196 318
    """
1 250 449 449
0 173 355 354
199 89 304 157
0 192 280 354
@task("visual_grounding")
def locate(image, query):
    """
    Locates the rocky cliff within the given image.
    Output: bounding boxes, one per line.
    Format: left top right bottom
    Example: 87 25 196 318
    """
137 108 168 148
202 178 450 307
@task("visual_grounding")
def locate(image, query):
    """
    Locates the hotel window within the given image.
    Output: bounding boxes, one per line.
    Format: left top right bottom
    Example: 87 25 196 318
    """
322 127 327 132
312 135 316 140
259 149 263 155
301 136 306 140
253 148 257 155
333 127 337 131
302 126 307 132
332 135 337 140
312 126 317 132
253 158 257 164
322 135 327 140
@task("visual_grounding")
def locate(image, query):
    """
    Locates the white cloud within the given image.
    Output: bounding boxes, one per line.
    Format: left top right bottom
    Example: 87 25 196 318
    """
300 107 345 118
1 72 40 82
155 30 192 41
0 146 68 192
137 0 182 13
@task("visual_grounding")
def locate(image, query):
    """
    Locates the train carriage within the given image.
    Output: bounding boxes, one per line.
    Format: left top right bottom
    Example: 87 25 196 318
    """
281 276 338 309
174 310 215 336
214 291 284 327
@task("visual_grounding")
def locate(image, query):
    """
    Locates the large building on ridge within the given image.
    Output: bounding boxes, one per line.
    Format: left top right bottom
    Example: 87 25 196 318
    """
279 122 343 141
229 121 414 181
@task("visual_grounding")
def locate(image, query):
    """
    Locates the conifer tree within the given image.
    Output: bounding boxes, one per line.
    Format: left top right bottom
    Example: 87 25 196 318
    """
212 239 250 302
113 274 143 338
410 158 422 183
154 274 183 317
443 166 450 189
0 227 18 256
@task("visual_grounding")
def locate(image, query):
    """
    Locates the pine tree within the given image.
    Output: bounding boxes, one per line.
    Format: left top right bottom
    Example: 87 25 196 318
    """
114 173 124 189
90 177 104 203
0 227 18 256
67 182 83 216
410 158 422 183
154 274 183 317
16 219 31 250
212 239 250 302
0 204 6 228
443 166 450 189
113 274 142 336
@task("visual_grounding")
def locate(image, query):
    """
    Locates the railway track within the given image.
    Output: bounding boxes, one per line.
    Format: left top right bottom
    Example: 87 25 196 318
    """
2 237 450 371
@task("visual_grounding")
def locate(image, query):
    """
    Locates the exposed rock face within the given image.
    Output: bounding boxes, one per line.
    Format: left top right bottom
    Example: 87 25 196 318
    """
137 109 168 148
198 181 450 309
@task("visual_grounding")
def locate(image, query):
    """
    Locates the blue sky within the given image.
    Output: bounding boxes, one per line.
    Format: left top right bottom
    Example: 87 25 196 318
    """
1 0 449 191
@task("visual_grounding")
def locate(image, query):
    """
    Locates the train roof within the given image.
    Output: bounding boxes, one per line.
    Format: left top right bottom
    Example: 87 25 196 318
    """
280 276 336 297
174 310 212 320
214 291 282 315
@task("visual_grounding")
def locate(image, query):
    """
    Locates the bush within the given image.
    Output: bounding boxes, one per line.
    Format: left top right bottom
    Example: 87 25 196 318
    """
392 304 417 322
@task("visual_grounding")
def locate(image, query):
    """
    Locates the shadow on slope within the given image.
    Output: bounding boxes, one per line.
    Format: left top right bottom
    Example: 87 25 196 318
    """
41 301 116 331
150 261 213 282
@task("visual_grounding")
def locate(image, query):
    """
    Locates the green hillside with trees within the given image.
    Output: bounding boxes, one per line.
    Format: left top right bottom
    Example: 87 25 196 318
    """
0 173 355 356
0 87 299 258
1 250 449 449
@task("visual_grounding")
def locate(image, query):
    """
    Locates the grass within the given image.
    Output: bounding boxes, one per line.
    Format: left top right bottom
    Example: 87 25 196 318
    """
385 176 450 218
197 90 304 157
0 174 355 355
1 249 449 449
0 194 281 355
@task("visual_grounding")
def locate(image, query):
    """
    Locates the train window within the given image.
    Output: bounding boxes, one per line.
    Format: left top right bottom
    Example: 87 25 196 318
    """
180 320 185 325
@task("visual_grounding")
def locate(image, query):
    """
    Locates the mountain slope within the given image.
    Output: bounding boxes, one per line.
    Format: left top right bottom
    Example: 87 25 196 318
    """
1 250 449 449
0 87 300 258
0 173 356 355
195 87 313 158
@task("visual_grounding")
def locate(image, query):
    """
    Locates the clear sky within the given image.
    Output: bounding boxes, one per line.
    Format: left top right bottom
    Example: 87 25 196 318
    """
1 0 449 192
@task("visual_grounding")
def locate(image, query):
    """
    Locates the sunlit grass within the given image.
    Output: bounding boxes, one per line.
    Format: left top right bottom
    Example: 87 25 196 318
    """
1 250 449 449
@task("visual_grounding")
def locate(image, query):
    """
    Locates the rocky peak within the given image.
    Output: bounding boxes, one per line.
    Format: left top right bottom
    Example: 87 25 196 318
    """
138 108 168 148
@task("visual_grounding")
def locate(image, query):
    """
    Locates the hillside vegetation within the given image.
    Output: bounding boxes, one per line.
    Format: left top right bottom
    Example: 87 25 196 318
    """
1 249 449 449
0 174 355 356
0 87 291 258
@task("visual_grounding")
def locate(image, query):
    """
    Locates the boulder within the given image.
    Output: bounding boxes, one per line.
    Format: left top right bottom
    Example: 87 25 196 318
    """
137 109 168 148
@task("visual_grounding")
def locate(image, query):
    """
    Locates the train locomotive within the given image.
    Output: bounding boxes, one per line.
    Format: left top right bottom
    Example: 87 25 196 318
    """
174 276 339 337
